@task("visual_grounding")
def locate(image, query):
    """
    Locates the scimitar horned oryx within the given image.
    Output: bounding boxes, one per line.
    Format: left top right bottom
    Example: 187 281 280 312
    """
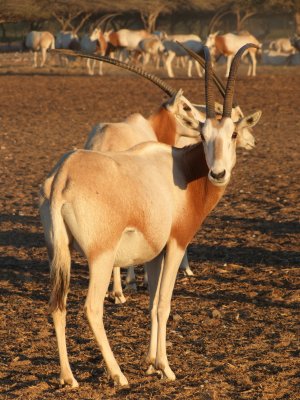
39 43 260 388
25 31 55 67
48 49 261 305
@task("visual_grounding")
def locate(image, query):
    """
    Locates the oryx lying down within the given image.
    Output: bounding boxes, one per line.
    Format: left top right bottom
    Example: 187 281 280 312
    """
40 43 260 388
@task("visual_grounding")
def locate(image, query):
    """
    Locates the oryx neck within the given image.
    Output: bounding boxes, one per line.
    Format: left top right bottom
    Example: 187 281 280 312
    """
149 107 177 146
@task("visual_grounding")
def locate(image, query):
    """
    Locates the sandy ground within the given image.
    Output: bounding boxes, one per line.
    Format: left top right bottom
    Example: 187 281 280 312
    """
1 52 300 399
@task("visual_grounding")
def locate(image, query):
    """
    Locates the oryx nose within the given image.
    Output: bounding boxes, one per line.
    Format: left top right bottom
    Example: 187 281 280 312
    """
210 170 226 180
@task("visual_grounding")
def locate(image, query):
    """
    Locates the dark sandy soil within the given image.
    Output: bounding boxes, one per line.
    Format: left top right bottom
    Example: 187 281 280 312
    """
1 52 300 399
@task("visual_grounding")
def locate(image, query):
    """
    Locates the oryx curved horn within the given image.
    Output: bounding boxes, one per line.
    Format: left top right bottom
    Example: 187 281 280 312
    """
100 13 120 31
176 41 238 107
203 46 215 119
90 13 120 31
223 43 259 118
51 49 178 97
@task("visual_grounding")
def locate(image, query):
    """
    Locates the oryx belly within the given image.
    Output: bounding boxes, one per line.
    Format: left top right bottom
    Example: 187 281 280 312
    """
114 227 164 268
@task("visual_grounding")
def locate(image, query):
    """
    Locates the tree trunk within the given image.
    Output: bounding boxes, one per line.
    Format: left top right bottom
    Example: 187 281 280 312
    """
208 9 232 34
0 23 7 39
295 12 300 35
235 9 257 33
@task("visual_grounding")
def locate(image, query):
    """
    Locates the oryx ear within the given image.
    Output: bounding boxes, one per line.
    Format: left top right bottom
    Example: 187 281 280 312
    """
236 110 262 130
164 88 184 110
191 104 206 123
214 101 223 115
174 88 184 102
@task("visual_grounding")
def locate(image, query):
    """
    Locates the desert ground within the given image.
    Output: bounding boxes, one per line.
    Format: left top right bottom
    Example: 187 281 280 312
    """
1 52 299 399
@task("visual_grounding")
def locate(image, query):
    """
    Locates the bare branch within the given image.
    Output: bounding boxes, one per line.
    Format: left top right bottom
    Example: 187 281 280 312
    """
74 12 92 34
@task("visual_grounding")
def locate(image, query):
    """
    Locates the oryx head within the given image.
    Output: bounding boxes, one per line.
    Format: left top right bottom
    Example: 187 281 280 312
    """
58 50 205 139
214 102 262 150
200 44 259 186
90 27 102 41
162 89 205 139
205 32 219 48
50 48 260 149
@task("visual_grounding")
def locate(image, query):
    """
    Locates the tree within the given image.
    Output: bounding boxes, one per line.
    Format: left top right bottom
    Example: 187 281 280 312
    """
0 0 52 38
50 0 95 33
0 0 51 25
137 0 177 32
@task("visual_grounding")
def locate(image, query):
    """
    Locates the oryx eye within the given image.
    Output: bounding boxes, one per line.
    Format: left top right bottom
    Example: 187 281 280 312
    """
232 132 238 139
183 105 191 111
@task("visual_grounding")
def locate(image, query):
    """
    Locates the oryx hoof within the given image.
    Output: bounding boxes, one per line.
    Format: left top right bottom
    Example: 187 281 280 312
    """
183 267 194 276
146 365 162 376
114 294 127 304
112 373 129 388
156 363 176 381
59 375 79 388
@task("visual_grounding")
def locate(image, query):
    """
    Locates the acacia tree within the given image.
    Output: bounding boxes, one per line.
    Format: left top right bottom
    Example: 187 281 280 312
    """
49 0 97 33
265 0 300 34
136 0 177 32
0 0 51 24
232 1 259 32
206 0 260 33
206 0 300 34
0 0 52 37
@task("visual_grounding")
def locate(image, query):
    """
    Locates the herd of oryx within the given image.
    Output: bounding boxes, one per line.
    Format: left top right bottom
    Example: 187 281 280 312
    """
24 27 300 78
38 40 263 388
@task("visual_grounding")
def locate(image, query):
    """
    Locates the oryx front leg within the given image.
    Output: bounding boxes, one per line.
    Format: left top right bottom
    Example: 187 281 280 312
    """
155 243 185 381
187 59 193 77
98 60 104 76
85 252 128 387
248 52 257 76
145 253 164 376
87 59 95 75
225 54 233 77
146 243 186 381
165 52 176 78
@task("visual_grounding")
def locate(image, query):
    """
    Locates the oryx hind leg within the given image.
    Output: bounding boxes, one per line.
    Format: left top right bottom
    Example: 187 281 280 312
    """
52 307 79 388
125 266 137 292
44 209 77 387
85 251 129 387
194 60 203 77
33 51 38 68
40 48 47 67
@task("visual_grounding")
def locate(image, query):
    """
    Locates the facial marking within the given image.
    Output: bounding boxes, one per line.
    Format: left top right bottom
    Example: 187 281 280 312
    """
213 136 224 161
